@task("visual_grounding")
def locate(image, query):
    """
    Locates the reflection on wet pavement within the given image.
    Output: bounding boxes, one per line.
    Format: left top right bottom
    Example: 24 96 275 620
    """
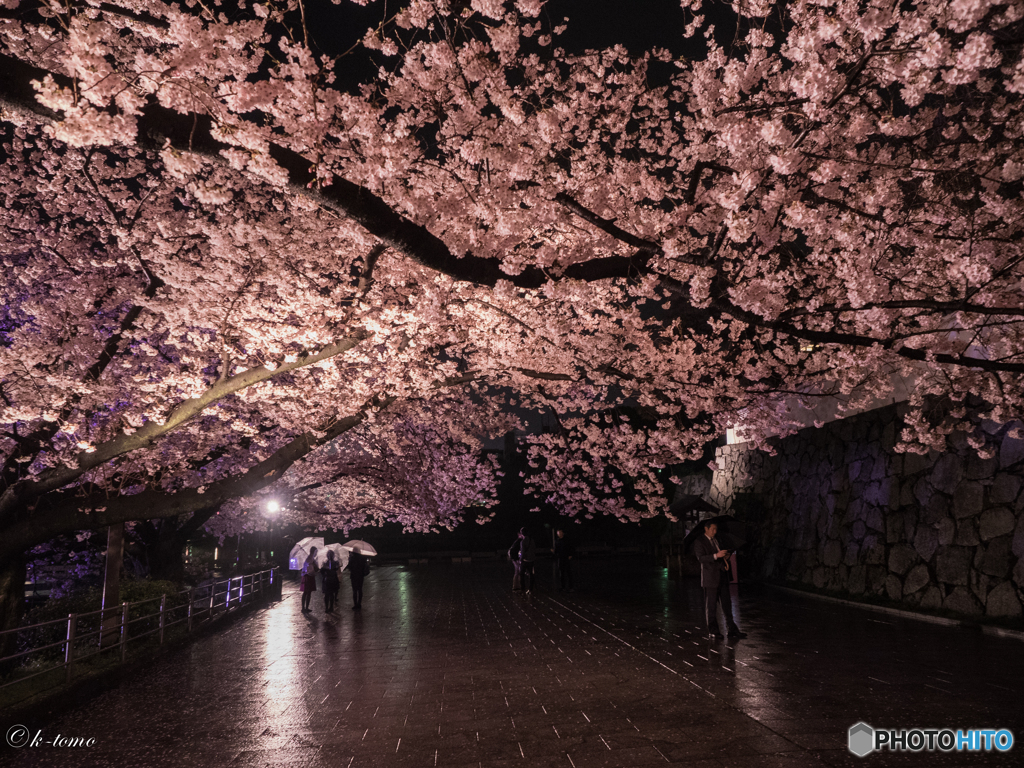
4 559 1023 767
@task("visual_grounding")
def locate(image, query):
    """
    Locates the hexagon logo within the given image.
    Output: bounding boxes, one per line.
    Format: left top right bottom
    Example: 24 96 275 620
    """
849 722 875 757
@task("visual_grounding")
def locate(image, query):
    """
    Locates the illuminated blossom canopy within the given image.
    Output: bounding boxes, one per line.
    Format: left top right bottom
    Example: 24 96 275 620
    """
1 0 1022 571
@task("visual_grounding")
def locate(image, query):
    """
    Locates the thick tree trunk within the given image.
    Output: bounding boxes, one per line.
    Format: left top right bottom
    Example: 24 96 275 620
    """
0 549 26 666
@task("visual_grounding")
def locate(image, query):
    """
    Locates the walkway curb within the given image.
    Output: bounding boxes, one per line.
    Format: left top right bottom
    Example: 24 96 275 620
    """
766 584 1024 641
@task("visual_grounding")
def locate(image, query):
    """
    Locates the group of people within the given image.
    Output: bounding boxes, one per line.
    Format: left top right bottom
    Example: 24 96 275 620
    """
299 546 369 613
295 520 746 640
507 520 747 641
508 527 575 595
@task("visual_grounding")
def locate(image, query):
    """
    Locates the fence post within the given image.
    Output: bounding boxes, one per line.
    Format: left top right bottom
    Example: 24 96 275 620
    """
65 613 77 684
119 602 129 663
187 588 195 632
209 581 215 618
159 595 167 645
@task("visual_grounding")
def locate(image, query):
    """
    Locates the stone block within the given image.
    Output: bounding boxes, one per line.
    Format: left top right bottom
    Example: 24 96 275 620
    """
931 453 963 494
914 525 940 562
955 519 980 546
952 481 984 518
920 493 949 525
949 431 969 452
863 536 885 565
885 575 903 601
904 451 933 475
851 520 866 541
871 457 887 481
990 473 1022 505
882 422 896 450
848 460 863 483
913 477 933 506
823 540 843 567
886 513 903 545
867 566 888 594
978 536 1013 578
848 566 867 594
866 506 884 533
886 480 901 511
1014 558 1024 588
1014 515 1024 559
888 544 918 576
965 452 998 481
979 507 1015 541
942 587 983 617
813 567 827 589
889 454 902 476
986 582 1023 619
970 571 991 605
899 479 915 507
864 481 887 506
936 547 972 586
844 542 860 567
904 564 931 594
1000 427 1024 469
936 517 955 547
921 586 944 610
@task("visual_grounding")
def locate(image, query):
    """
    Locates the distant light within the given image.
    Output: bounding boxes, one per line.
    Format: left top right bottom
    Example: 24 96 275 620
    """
267 500 281 514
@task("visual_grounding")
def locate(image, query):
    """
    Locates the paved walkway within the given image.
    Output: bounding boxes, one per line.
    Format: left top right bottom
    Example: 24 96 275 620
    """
3 559 1023 767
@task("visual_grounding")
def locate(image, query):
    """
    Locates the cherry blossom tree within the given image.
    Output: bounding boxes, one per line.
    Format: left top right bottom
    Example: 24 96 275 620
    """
1 0 1023 637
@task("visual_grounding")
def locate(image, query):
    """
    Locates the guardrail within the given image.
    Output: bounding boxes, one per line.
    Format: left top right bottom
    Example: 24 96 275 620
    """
0 567 278 695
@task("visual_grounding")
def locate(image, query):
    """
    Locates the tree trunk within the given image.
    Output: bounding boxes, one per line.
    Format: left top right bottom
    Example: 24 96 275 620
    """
0 549 26 666
100 523 124 647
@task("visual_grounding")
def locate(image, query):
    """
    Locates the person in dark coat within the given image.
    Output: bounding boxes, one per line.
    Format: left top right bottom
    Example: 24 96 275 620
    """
321 549 341 613
511 528 537 595
348 547 367 610
508 534 523 591
693 520 746 639
552 528 574 591
300 547 319 612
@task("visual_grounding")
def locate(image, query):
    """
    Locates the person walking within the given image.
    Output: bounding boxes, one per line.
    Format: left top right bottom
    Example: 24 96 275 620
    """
552 528 575 591
508 534 523 592
693 520 746 639
300 546 319 612
348 547 367 610
321 549 341 613
512 528 537 595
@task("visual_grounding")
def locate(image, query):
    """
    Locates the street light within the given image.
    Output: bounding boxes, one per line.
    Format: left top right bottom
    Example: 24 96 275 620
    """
265 499 281 563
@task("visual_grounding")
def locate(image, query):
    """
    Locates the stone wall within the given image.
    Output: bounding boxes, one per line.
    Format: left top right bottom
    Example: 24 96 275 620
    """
712 405 1024 622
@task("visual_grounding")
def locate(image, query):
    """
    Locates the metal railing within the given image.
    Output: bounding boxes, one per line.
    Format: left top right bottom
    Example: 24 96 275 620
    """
0 567 278 694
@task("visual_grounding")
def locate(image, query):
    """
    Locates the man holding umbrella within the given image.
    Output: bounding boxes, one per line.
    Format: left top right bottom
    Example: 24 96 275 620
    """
693 520 747 640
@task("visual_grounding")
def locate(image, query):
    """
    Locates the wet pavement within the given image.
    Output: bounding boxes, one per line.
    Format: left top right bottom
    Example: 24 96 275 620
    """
3 558 1023 768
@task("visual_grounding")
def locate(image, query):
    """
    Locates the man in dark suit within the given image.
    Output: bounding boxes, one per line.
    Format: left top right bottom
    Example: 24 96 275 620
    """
693 520 746 640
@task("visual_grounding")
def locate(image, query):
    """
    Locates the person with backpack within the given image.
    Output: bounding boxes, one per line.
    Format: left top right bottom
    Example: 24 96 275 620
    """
321 549 341 613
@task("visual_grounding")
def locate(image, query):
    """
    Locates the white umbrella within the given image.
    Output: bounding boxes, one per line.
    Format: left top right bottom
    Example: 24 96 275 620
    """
318 543 350 570
288 536 325 570
341 539 377 556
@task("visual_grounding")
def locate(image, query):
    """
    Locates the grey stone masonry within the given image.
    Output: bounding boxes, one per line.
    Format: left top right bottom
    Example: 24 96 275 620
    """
713 406 1024 623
